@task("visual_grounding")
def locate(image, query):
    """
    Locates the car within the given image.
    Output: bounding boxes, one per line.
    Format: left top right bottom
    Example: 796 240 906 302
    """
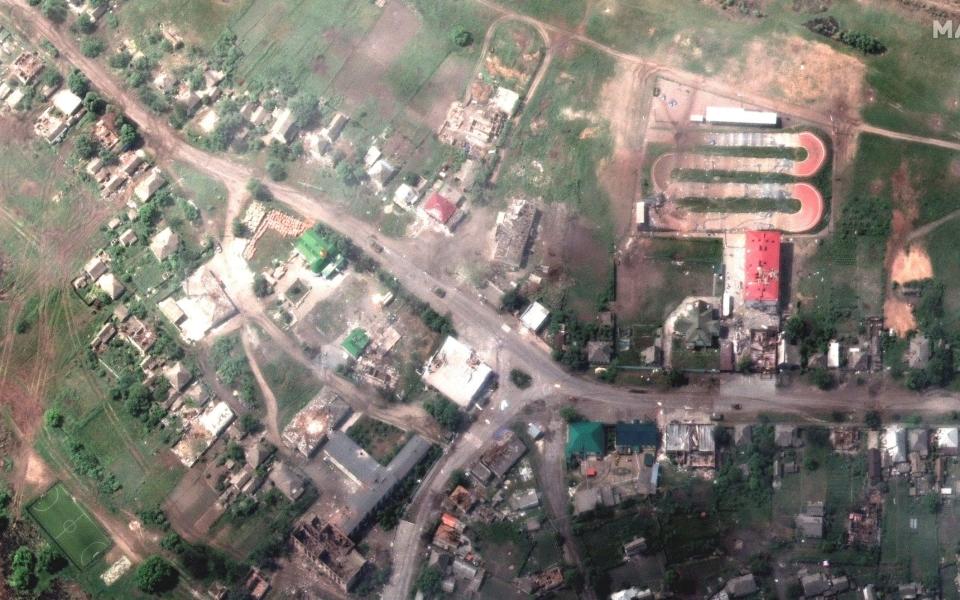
732 403 742 410
432 286 446 298
710 412 724 421
369 240 383 253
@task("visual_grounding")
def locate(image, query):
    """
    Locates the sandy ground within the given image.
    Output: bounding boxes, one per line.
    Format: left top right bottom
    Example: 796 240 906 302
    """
883 162 924 335
720 35 866 115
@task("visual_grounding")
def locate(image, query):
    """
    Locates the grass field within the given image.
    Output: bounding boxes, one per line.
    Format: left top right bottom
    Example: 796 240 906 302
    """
678 196 802 213
923 219 960 334
258 352 322 429
347 416 407 465
112 0 253 46
498 45 616 244
28 483 112 569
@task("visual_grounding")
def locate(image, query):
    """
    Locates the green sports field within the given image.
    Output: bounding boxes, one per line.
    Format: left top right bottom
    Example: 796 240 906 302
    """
28 483 112 569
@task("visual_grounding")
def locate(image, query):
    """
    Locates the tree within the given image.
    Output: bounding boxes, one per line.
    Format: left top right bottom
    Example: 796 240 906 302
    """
809 368 836 391
924 493 941 514
252 274 271 298
246 178 273 202
335 160 361 186
67 69 90 97
415 565 443 597
8 546 37 591
109 50 132 69
560 406 584 423
500 288 528 313
136 556 179 594
40 0 67 23
239 413 261 435
44 408 64 428
451 26 473 47
424 396 462 431
119 123 138 150
266 159 287 182
40 67 62 89
864 410 882 430
73 133 98 160
83 91 105 114
75 12 95 34
509 368 532 389
80 37 107 58
288 92 319 128
232 218 249 238
37 545 67 574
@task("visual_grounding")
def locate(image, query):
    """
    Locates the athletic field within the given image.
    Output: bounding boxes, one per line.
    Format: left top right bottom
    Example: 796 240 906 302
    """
27 483 112 569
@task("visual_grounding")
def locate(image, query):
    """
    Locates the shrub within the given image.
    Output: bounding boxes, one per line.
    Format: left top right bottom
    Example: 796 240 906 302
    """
44 408 64 428
40 0 67 22
252 274 271 298
509 368 532 389
80 37 107 58
451 26 473 47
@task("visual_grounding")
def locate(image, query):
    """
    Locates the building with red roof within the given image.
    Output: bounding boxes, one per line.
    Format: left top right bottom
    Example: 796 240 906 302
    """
744 231 781 308
423 192 457 224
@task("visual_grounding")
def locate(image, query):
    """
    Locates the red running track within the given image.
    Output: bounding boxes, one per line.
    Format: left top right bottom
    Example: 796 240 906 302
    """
793 132 827 177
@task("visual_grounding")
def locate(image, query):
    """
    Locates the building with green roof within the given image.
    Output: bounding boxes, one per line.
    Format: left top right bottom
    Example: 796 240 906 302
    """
341 328 370 359
565 421 605 460
295 229 336 273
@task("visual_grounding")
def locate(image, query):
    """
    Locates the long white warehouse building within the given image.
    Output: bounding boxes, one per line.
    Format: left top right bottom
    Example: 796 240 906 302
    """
703 106 779 126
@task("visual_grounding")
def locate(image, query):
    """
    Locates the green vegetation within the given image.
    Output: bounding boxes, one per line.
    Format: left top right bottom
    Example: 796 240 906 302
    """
672 169 801 185
27 484 112 569
347 416 407 465
258 351 322 428
423 396 463 432
678 196 802 213
509 368 533 389
210 335 258 405
135 556 179 595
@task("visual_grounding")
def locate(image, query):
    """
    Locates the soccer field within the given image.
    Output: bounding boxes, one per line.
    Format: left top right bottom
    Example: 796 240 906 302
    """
28 483 112 569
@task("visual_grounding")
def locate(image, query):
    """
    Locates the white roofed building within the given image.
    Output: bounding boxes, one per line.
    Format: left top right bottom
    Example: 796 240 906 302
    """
704 106 778 127
422 336 494 408
520 302 550 333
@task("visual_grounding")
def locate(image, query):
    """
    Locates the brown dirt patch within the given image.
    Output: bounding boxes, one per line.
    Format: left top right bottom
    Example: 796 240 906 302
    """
884 297 916 337
614 238 665 320
890 245 933 285
406 54 474 129
597 64 647 239
883 161 923 334
719 35 865 115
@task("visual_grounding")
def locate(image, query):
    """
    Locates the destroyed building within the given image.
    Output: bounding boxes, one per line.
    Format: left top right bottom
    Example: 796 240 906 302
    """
291 518 366 592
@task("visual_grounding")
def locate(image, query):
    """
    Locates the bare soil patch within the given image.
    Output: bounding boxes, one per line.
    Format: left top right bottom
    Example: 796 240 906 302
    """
614 238 665 321
407 54 474 129
720 35 865 114
883 161 922 333
890 245 933 284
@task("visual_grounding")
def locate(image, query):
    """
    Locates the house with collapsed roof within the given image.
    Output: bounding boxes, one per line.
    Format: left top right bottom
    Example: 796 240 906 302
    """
664 422 716 468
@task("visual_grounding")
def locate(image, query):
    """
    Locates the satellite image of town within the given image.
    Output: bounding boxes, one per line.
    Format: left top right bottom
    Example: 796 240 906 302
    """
1 0 960 599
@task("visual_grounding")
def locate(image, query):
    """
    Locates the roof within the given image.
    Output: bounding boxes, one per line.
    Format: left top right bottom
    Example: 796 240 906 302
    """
491 86 520 116
744 231 781 304
884 425 907 464
295 229 335 273
282 390 352 457
908 429 929 455
566 421 605 459
135 170 165 202
725 574 758 598
51 89 83 116
97 273 125 300
586 340 612 365
341 328 370 359
675 300 719 348
938 427 959 451
704 106 778 126
796 513 823 538
158 297 186 325
323 430 383 486
519 302 550 332
423 192 457 224
800 573 829 597
84 256 108 280
509 489 539 511
615 421 658 450
198 401 234 437
664 423 715 453
422 336 494 408
150 227 180 261
163 362 192 392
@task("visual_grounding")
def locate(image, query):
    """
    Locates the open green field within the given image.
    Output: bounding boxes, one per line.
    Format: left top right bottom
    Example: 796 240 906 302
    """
111 0 252 46
678 196 802 213
498 0 960 136
924 219 960 333
258 351 322 429
171 163 229 238
28 483 112 569
482 21 546 93
880 479 941 586
347 416 407 465
247 229 294 273
499 45 616 244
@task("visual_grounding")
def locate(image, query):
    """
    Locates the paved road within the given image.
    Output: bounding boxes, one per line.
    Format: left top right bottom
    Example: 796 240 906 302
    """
7 2 960 597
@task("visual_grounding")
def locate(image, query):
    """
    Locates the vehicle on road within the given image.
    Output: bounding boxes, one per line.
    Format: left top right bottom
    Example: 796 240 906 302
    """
710 412 724 421
432 286 446 298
